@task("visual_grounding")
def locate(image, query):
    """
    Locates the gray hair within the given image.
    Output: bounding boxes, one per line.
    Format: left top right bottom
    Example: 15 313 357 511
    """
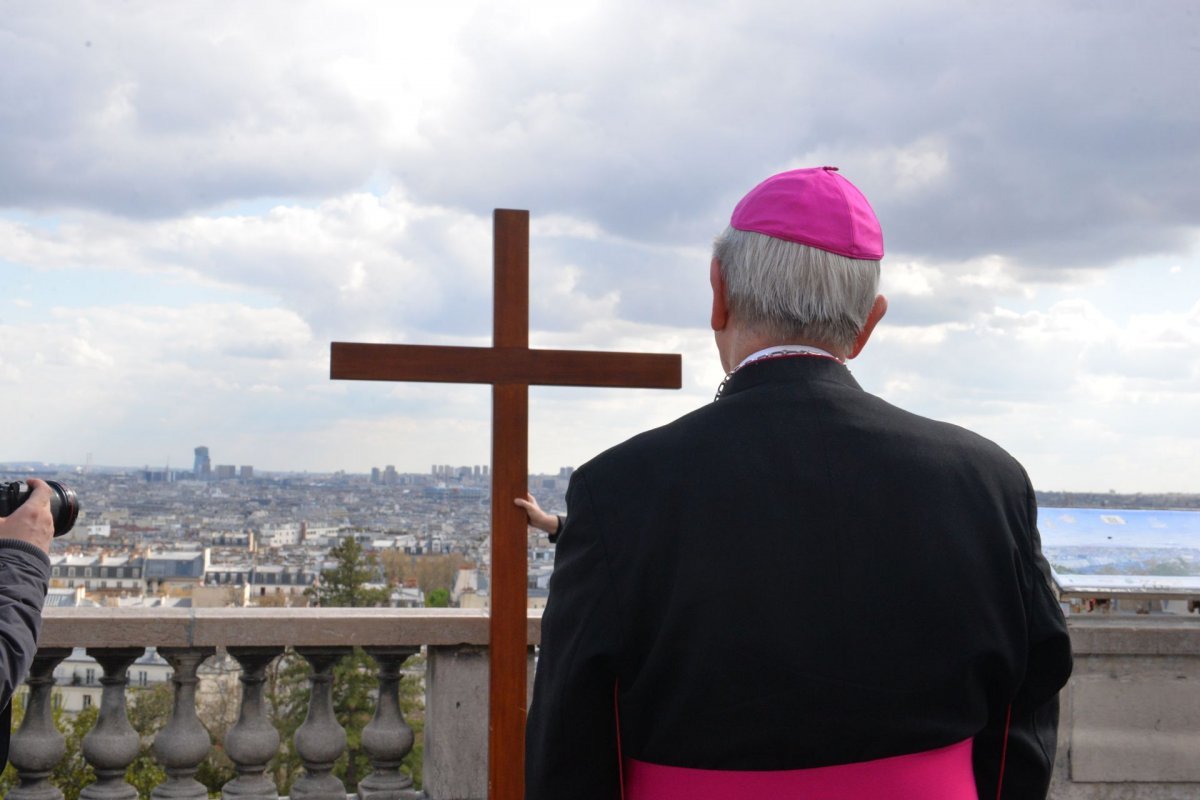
712 226 880 353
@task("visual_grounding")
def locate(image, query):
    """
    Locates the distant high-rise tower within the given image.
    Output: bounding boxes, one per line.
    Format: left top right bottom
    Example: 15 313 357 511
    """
193 446 211 480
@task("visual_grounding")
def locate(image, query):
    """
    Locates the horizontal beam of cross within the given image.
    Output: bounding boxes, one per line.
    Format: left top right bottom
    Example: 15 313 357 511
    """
331 342 682 388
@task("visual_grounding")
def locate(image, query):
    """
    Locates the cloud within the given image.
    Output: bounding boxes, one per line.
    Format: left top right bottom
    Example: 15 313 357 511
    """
398 1 1200 270
2 185 715 343
856 290 1200 490
0 2 464 217
5 1 1197 275
0 302 317 464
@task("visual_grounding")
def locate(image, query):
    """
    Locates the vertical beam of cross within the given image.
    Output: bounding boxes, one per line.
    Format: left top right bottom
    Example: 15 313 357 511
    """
331 209 681 800
489 210 530 800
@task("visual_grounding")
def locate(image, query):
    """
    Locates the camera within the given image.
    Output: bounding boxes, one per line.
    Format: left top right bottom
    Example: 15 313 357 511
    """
0 480 80 536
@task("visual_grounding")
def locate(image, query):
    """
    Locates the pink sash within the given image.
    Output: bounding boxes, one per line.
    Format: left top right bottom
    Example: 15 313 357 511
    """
623 738 976 800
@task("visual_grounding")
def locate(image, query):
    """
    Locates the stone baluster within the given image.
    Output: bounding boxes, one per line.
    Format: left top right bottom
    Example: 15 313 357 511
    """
357 647 420 800
151 648 215 800
220 648 283 800
7 648 72 800
289 648 348 800
79 648 144 800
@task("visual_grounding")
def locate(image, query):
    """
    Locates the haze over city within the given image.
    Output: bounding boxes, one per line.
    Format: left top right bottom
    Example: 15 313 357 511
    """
2 2 1198 492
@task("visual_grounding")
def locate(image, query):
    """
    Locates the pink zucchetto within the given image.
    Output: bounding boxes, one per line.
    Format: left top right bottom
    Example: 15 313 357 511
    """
730 166 884 260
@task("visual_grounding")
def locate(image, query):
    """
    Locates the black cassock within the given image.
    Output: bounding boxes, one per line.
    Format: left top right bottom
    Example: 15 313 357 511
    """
526 356 1072 800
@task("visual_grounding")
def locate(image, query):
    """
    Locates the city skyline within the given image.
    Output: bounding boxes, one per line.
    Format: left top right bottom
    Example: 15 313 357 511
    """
2 3 1198 491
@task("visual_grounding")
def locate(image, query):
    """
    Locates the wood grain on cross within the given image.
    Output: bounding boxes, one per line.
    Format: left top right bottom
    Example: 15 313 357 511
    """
330 209 682 800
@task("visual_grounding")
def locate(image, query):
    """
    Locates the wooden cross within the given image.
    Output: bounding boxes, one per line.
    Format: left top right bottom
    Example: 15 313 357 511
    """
330 209 682 800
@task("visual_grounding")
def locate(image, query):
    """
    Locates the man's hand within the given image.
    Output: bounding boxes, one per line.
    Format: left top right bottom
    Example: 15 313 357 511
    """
515 493 560 536
0 479 55 554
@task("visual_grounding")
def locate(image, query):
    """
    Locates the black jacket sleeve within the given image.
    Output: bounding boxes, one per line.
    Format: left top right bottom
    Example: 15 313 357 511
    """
526 471 623 800
0 540 51 706
547 515 565 544
973 482 1073 799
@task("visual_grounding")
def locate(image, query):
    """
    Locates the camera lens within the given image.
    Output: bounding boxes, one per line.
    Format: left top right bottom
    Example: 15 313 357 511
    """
0 480 79 536
46 481 80 536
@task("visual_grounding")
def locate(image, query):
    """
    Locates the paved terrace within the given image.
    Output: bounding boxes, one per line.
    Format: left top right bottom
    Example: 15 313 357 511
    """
8 609 1199 800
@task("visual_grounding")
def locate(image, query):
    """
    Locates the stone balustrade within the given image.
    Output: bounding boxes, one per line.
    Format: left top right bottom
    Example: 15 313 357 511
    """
11 609 540 800
8 610 1199 800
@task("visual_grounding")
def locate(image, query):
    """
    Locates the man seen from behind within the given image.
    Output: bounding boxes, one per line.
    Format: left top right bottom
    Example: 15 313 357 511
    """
525 167 1073 799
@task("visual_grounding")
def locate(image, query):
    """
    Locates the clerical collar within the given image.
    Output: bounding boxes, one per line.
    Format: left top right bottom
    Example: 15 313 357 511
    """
733 344 842 371
715 344 844 401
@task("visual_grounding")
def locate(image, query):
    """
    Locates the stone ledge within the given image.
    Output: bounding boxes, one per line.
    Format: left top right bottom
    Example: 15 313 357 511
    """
40 608 543 649
1066 617 1200 656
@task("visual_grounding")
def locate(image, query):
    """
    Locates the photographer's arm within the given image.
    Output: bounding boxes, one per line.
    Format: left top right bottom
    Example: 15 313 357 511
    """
0 480 54 704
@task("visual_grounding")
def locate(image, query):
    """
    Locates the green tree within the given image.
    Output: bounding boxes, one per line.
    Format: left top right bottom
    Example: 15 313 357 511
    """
191 658 240 795
0 692 99 800
0 692 26 796
379 552 468 598
193 747 237 798
280 537 422 790
264 648 423 793
316 537 397 791
125 683 171 799
53 703 98 800
426 588 450 607
331 650 377 788
306 538 390 608
396 654 425 788
0 686 167 800
266 650 310 795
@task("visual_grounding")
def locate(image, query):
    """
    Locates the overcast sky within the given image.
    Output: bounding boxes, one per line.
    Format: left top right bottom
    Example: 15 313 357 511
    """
2 1 1197 492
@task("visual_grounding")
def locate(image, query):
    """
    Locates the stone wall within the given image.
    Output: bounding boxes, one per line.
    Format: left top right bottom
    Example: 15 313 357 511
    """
1051 617 1200 799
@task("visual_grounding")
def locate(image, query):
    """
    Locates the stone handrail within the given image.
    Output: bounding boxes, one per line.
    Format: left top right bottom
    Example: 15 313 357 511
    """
37 607 542 650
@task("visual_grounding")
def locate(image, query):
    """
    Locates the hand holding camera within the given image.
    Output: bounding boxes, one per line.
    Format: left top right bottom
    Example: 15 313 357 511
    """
0 480 79 553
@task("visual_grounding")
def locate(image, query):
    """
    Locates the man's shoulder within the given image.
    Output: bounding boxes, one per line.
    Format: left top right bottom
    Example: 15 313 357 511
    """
872 393 1024 463
575 402 719 476
578 386 1027 488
